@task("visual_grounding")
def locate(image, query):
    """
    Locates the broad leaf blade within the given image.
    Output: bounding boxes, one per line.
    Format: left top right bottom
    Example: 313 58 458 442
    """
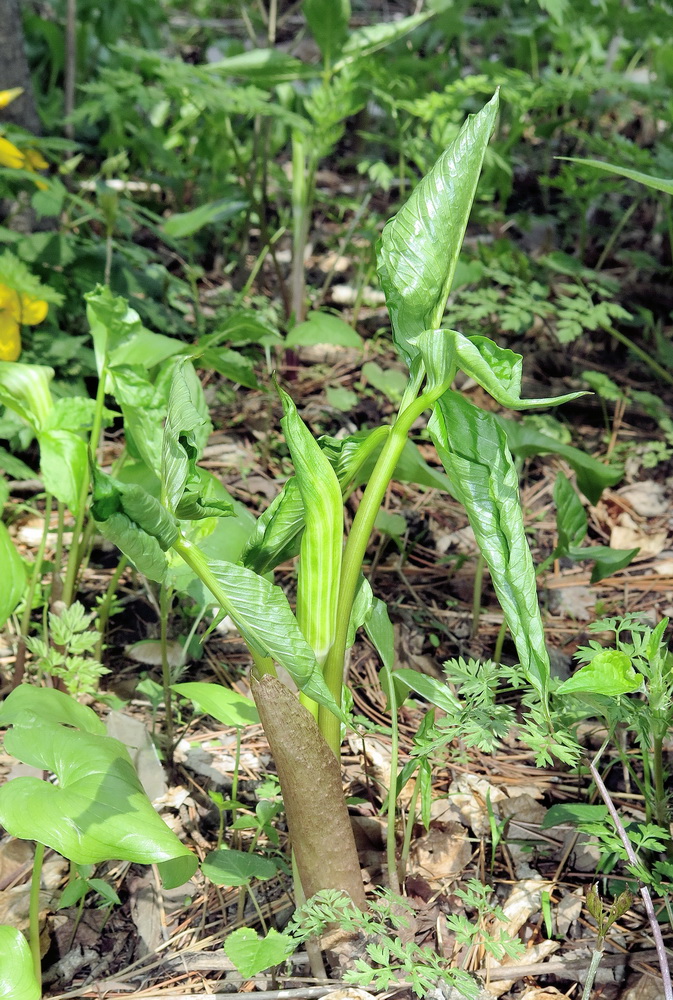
198 558 344 719
554 472 587 553
335 12 431 68
0 521 25 629
161 361 212 515
304 0 350 65
172 682 259 728
0 926 40 1000
377 93 499 365
497 416 622 505
429 391 550 701
201 848 277 886
224 927 295 978
0 693 196 887
38 429 87 514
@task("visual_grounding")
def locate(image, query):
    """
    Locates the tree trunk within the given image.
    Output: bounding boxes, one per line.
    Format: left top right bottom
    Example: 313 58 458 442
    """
0 0 42 134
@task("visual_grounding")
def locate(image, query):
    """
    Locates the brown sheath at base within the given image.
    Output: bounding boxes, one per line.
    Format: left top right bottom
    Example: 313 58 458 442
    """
251 675 367 911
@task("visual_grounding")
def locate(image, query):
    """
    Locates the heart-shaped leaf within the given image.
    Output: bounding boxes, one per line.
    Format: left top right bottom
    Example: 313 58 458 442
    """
201 848 278 886
557 650 642 698
224 926 294 977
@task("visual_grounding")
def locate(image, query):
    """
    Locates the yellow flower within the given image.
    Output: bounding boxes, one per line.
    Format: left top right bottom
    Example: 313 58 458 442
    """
24 149 48 171
0 284 49 362
0 88 23 109
0 135 24 169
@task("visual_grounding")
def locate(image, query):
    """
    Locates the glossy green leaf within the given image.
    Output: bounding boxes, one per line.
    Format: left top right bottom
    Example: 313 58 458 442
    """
198 347 259 389
241 476 305 575
417 330 585 410
86 286 183 377
334 12 430 69
172 682 259 728
346 574 374 649
38 429 88 514
0 926 40 1000
161 361 212 515
0 684 106 735
559 157 673 196
304 0 350 65
541 803 608 830
0 521 25 630
429 391 550 700
280 387 342 664
164 196 247 239
286 311 363 349
201 847 277 886
0 361 54 431
92 467 179 551
0 689 197 887
497 417 622 505
394 668 460 715
225 926 295 977
96 511 168 583
183 549 344 719
557 650 642 698
554 472 587 552
581 545 639 584
377 93 498 364
364 597 395 673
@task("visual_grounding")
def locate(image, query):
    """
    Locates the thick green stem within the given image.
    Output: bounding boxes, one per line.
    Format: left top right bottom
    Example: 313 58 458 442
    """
29 841 44 990
319 395 431 754
400 770 422 877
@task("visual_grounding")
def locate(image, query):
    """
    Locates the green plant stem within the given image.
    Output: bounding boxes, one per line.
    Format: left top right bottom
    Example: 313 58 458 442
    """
471 553 485 637
383 666 400 895
230 727 242 851
62 351 109 606
652 734 670 845
95 555 127 661
29 841 44 990
399 770 421 877
493 618 507 665
581 947 604 1000
159 584 175 762
319 395 430 754
604 323 673 388
13 494 53 688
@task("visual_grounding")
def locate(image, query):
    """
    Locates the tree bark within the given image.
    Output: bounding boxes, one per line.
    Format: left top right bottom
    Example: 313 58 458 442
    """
0 0 42 134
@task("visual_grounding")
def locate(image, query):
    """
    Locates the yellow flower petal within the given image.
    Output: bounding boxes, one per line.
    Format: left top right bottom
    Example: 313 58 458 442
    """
19 294 48 326
0 313 21 361
0 135 25 169
24 148 48 171
0 88 23 110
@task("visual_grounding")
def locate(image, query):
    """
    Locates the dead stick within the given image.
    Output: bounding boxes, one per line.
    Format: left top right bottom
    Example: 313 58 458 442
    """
589 750 672 1000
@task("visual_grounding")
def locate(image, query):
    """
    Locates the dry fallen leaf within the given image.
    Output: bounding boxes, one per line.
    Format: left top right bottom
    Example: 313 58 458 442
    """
617 481 669 517
409 822 472 883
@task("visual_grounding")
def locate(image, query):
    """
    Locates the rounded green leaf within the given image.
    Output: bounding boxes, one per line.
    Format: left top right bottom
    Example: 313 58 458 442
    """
286 311 363 349
172 682 259 728
557 650 641 698
201 848 277 887
224 926 294 978
0 926 40 1000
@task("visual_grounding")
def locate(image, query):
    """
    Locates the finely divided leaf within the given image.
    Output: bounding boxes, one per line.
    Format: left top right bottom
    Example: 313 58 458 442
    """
377 94 499 364
429 391 550 701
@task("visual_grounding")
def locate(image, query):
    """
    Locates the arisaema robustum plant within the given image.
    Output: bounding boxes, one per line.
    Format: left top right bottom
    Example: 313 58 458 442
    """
89 91 589 907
